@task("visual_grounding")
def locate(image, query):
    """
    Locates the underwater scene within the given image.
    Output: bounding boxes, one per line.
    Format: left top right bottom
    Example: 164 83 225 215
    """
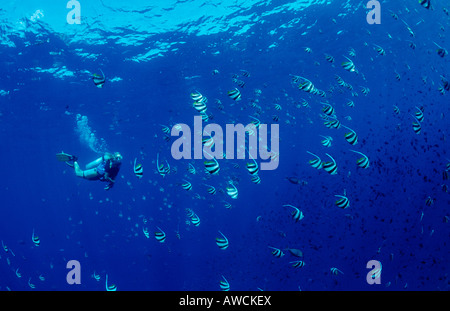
0 0 449 291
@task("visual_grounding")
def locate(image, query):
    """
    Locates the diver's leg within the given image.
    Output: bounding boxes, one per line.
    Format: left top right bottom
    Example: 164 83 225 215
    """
85 157 103 170
64 155 78 168
74 162 84 177
74 162 99 180
82 168 100 180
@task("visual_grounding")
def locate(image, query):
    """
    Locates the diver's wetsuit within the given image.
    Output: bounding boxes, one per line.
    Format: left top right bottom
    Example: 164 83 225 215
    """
96 158 121 189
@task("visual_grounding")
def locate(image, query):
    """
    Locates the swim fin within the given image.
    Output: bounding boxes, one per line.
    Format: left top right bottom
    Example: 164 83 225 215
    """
56 152 77 162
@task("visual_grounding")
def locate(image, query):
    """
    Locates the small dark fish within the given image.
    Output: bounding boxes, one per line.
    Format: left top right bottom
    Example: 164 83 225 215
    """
220 275 230 291
322 153 338 175
32 229 40 247
154 227 166 243
250 174 261 184
286 176 301 184
335 195 350 209
412 116 422 134
285 248 303 257
240 70 250 77
268 246 285 258
434 42 447 58
181 179 193 191
324 54 335 63
227 88 241 101
419 0 431 10
342 125 358 145
437 48 447 58
414 106 424 122
283 204 304 222
133 158 143 179
92 71 106 88
290 260 305 268
216 231 229 250
232 78 245 88
441 75 450 91
393 105 400 115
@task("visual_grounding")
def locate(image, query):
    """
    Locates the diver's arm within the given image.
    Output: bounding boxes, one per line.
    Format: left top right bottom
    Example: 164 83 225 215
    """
104 182 114 190
103 172 115 190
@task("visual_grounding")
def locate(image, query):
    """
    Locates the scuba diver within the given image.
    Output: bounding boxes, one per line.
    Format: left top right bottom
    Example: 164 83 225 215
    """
56 151 122 190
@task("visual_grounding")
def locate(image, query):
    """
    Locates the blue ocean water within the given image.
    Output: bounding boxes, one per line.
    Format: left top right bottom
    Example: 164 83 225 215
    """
0 0 449 291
